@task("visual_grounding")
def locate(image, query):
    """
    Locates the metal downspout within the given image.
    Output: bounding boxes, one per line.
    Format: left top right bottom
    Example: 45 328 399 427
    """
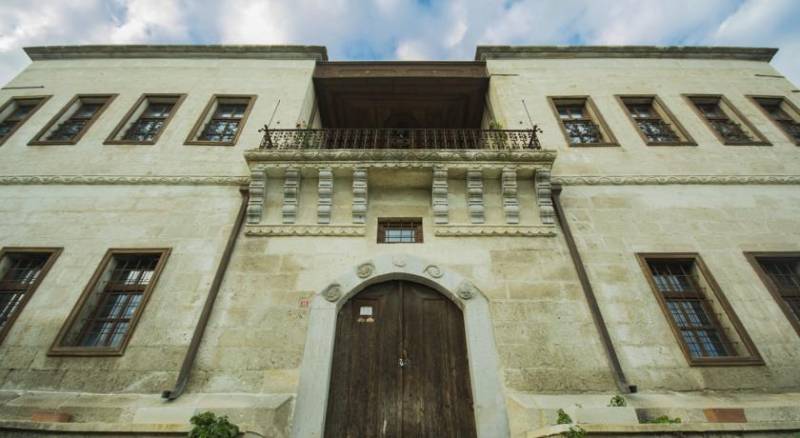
551 183 635 394
162 187 250 400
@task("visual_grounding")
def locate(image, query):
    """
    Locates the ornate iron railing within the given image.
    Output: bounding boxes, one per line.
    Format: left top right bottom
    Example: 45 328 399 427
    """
258 126 542 150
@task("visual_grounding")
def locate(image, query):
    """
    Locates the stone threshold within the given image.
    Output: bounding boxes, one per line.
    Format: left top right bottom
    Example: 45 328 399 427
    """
528 421 800 437
0 419 190 435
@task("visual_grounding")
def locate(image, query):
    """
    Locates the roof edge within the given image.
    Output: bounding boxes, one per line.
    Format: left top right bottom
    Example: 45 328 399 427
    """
24 44 328 61
475 46 778 62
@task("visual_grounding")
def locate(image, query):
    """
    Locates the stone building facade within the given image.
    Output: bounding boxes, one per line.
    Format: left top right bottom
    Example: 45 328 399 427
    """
0 44 799 437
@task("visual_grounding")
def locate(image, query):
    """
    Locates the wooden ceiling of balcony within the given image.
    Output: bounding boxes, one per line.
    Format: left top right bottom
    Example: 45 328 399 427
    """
313 62 488 129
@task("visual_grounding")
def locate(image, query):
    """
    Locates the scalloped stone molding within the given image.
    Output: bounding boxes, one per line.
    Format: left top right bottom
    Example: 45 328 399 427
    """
0 175 248 185
293 254 509 438
553 175 800 186
244 225 366 237
434 225 556 237
432 165 449 224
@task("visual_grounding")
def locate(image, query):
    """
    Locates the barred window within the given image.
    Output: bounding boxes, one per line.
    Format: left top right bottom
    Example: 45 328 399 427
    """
618 96 694 145
0 96 49 145
686 95 769 146
106 94 184 144
186 95 256 145
0 248 60 345
749 96 800 145
746 253 800 337
550 97 616 146
51 249 169 355
31 95 115 145
638 254 762 366
378 219 423 244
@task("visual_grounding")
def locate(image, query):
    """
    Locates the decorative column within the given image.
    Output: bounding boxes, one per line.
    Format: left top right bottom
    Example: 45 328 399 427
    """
467 169 484 224
535 168 555 225
282 167 301 224
502 167 519 224
317 167 333 224
432 165 449 224
352 167 368 224
246 166 266 224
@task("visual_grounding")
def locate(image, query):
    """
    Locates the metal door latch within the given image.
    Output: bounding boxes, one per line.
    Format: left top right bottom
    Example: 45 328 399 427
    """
399 358 408 368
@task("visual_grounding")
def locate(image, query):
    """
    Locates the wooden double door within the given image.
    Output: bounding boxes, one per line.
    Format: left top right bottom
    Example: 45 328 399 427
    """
324 280 477 438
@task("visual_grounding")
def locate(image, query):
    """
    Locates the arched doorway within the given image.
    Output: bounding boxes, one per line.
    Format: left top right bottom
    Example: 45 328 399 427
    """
324 280 477 437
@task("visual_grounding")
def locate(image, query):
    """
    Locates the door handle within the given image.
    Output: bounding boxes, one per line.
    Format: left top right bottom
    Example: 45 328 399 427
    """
399 358 408 368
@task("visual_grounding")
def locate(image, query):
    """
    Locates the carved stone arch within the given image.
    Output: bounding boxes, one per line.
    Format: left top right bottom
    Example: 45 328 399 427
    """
292 254 509 438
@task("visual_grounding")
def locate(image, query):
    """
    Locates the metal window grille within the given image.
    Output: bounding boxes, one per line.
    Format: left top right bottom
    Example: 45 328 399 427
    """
755 98 800 142
123 101 175 142
647 260 732 358
692 99 753 143
556 103 603 144
377 220 423 244
625 101 680 143
760 258 800 320
200 102 247 142
0 254 48 332
46 101 103 142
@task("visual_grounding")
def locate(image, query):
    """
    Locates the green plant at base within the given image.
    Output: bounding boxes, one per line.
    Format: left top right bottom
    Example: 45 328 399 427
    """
556 409 572 425
608 394 627 407
189 412 240 438
555 409 586 438
642 415 682 424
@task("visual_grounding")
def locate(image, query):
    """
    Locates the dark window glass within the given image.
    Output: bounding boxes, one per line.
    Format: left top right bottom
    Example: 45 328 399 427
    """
378 220 422 244
691 98 753 143
555 101 604 144
759 258 800 320
754 98 800 142
46 102 103 142
123 101 175 142
0 254 49 333
624 100 680 143
0 100 42 141
199 102 247 142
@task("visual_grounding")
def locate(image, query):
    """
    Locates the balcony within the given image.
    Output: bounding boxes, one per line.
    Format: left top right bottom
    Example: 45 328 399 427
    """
258 127 542 150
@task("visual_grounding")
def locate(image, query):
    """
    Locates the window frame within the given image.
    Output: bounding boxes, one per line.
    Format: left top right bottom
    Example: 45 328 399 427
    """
184 94 256 146
548 96 619 147
636 252 763 367
29 94 117 146
104 93 186 145
0 247 62 346
377 218 424 244
49 248 170 357
683 94 770 146
746 95 800 146
0 96 52 146
615 95 696 146
744 251 800 338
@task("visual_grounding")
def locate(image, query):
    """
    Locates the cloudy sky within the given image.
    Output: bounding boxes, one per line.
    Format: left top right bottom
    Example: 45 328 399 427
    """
1 0 799 86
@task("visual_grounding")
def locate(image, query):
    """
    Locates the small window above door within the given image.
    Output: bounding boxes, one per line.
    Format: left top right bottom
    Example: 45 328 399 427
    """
377 218 423 243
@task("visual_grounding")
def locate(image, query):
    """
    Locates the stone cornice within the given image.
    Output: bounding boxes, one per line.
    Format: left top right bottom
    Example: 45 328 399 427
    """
475 46 778 62
0 175 247 186
245 225 366 237
24 45 328 61
554 175 800 186
433 225 556 237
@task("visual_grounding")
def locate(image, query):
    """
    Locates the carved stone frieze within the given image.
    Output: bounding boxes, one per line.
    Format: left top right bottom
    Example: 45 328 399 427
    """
246 167 266 224
535 169 555 225
317 167 333 224
245 148 557 165
501 167 519 224
467 169 484 224
352 167 368 224
553 175 800 186
282 168 301 224
0 175 248 186
245 225 366 237
434 225 556 237
432 165 449 224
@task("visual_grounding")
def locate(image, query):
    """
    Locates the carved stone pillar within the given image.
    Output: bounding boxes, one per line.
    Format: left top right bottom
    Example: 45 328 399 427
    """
317 167 333 224
432 165 449 224
352 167 368 224
282 167 301 224
246 167 266 224
535 168 555 225
467 169 484 224
502 167 519 224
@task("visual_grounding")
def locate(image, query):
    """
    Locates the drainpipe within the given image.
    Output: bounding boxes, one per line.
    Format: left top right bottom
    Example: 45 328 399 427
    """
162 187 250 401
551 183 635 394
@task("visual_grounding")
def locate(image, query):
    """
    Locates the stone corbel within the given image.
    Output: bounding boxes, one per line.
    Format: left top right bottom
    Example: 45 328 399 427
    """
352 167 368 224
282 167 301 224
317 167 333 224
246 166 266 224
467 169 484 224
502 167 519 224
535 168 555 225
432 165 449 224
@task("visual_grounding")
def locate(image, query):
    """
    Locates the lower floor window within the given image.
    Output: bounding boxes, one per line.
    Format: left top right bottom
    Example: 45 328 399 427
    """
746 253 800 337
0 248 60 344
377 219 423 243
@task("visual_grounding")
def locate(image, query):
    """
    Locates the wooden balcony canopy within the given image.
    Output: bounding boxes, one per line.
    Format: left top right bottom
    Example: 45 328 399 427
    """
313 61 489 129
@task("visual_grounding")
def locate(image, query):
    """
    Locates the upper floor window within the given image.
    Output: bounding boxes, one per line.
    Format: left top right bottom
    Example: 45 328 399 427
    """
685 95 769 146
549 97 617 146
638 253 762 366
745 252 800 337
30 94 116 145
185 95 256 146
50 249 169 355
748 96 800 145
0 248 61 345
106 94 185 145
0 96 50 146
377 219 423 244
617 95 695 146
